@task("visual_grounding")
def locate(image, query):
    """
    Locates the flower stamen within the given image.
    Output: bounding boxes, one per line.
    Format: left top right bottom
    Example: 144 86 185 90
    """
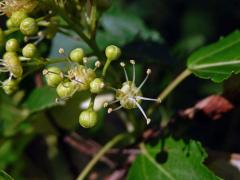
129 97 151 124
104 99 120 108
108 105 123 113
135 96 158 102
93 61 101 71
33 32 45 45
120 62 129 82
130 60 135 84
137 68 151 91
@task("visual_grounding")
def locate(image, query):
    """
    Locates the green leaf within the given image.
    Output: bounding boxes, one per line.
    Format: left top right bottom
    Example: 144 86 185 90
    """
187 30 240 82
0 170 14 180
127 137 220 180
22 87 57 113
0 91 29 137
96 4 162 49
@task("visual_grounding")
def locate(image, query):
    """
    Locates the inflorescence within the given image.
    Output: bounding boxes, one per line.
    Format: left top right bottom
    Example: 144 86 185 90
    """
0 1 160 128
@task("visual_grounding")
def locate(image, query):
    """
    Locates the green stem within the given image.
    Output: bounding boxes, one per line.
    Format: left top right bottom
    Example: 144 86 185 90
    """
45 58 67 65
4 28 19 35
51 1 103 59
22 58 67 78
23 58 66 67
157 68 192 102
37 20 50 27
102 59 111 77
148 68 192 115
89 0 97 39
76 133 130 180
88 94 97 109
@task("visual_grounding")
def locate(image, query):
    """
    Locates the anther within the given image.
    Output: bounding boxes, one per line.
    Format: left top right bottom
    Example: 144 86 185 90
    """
120 62 129 81
38 31 44 37
58 48 65 55
34 32 45 45
104 102 108 108
130 60 135 64
42 69 48 75
55 98 66 105
120 62 125 67
83 57 88 64
146 118 151 125
146 68 151 75
108 108 113 113
95 61 101 68
137 68 151 90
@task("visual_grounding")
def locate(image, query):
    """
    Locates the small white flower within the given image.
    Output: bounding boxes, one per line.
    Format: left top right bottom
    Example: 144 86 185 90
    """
105 60 159 125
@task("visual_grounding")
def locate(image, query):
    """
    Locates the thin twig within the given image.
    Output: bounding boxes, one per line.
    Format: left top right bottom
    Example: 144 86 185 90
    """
76 133 130 180
147 68 192 115
64 135 116 168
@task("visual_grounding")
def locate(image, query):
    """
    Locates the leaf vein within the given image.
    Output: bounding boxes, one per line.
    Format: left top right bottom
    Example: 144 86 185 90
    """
191 34 240 65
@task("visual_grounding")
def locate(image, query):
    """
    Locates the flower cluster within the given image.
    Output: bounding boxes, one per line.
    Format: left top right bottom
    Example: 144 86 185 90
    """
0 1 59 94
42 48 103 101
43 45 158 128
42 48 104 128
0 1 159 128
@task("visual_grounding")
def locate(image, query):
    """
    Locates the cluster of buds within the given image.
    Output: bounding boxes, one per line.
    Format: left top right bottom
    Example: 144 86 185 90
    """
43 48 103 100
0 38 27 94
0 1 60 94
42 48 104 128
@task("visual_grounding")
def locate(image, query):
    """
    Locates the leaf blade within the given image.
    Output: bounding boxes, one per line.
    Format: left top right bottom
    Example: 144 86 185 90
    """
187 30 240 82
127 137 220 180
22 87 57 113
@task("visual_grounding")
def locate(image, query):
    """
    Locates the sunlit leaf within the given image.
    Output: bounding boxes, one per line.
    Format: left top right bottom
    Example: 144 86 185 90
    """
187 30 240 82
128 137 220 180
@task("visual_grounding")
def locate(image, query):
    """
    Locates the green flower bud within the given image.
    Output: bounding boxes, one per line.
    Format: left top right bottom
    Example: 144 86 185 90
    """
3 52 23 78
0 28 5 45
69 48 85 63
5 38 19 52
22 43 36 58
79 109 98 128
20 17 38 36
105 45 121 61
43 67 63 87
2 79 18 95
56 81 76 99
10 10 28 27
3 52 17 60
90 78 105 94
6 19 15 29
